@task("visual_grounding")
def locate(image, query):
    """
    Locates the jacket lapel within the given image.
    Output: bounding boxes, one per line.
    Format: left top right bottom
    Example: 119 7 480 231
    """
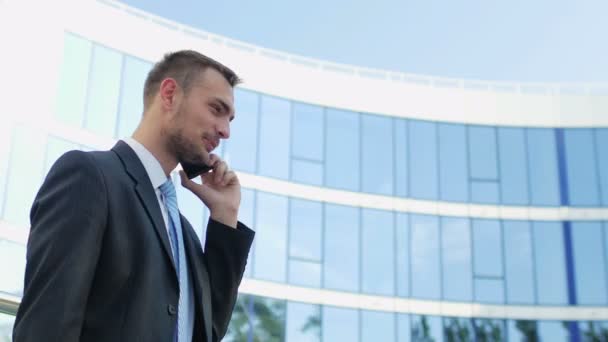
111 140 176 272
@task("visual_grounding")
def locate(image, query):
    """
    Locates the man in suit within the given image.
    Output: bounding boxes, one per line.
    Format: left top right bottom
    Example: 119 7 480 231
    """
13 50 255 342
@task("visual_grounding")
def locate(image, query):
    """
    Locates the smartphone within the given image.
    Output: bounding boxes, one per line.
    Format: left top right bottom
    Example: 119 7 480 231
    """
181 161 213 179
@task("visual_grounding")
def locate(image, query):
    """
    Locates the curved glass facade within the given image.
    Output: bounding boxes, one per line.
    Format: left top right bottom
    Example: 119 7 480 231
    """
1 2 608 341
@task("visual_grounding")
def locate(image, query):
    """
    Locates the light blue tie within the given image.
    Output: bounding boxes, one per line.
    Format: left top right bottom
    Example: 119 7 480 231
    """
159 179 191 342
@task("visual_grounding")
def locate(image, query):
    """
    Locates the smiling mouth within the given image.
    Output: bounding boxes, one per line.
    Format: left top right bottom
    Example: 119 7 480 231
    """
203 138 217 152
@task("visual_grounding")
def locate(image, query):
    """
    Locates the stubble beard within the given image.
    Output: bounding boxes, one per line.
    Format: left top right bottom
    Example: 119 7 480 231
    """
166 107 209 167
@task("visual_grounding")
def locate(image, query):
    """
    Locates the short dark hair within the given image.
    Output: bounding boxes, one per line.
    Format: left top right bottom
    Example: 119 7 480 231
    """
143 50 241 110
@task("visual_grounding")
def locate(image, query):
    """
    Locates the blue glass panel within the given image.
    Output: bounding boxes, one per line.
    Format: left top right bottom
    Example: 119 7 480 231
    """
224 88 259 173
397 314 411 342
537 321 569 341
322 306 359 342
441 217 472 301
240 189 255 278
471 181 500 204
438 123 468 202
291 102 323 161
0 239 26 296
444 317 474 341
533 222 568 304
325 109 360 191
475 278 505 303
55 33 91 127
472 219 503 277
361 114 394 195
251 296 286 341
468 126 498 180
571 221 607 305
507 320 539 342
503 221 535 304
396 213 410 297
117 56 151 138
473 319 505 341
0 312 15 340
410 214 440 299
411 315 443 342
291 159 323 186
254 192 287 282
84 45 122 137
362 209 395 295
324 204 359 292
596 129 608 205
362 310 395 342
289 198 322 261
394 119 408 197
288 260 321 288
409 121 438 200
527 129 560 206
258 96 290 179
4 127 46 226
286 302 320 342
578 321 608 342
498 128 529 205
564 129 600 206
175 175 203 240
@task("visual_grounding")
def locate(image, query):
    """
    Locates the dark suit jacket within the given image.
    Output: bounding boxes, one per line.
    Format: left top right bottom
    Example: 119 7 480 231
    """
13 140 254 342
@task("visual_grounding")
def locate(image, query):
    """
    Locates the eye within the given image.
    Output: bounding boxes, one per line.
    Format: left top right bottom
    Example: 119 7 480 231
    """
210 104 221 114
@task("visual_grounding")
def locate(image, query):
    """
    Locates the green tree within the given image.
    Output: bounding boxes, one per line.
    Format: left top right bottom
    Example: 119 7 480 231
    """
515 320 539 342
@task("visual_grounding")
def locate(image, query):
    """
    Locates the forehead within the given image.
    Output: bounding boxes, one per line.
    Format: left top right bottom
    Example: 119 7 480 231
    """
189 68 234 102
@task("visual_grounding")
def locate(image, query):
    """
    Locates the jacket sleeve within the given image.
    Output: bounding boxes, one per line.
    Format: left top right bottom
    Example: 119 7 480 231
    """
13 150 108 342
203 219 254 341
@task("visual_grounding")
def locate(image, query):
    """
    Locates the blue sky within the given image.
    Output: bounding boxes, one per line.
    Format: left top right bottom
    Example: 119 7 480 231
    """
120 0 607 82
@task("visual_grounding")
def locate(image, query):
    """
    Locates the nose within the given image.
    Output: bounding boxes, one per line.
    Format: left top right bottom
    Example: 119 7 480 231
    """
218 119 230 139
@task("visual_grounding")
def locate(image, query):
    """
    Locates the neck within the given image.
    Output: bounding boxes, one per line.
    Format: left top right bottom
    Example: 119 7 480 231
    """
132 122 177 177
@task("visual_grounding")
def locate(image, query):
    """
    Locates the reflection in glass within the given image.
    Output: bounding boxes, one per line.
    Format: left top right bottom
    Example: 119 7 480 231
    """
325 109 360 191
323 204 359 292
258 96 291 179
361 310 395 342
226 295 286 342
473 318 504 342
117 56 151 138
507 320 539 342
411 215 440 299
286 302 320 342
498 127 529 205
579 321 608 342
322 306 359 342
361 209 394 295
533 222 567 304
441 217 472 301
0 239 26 296
503 221 535 304
564 129 600 206
438 123 468 202
361 114 394 195
443 317 474 342
0 312 15 342
526 129 560 206
411 315 443 342
225 88 259 173
254 192 288 282
409 121 438 200
571 221 608 305
596 129 608 205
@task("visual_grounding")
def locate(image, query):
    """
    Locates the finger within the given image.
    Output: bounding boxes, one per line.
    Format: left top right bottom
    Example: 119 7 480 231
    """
179 170 197 192
208 153 220 167
214 161 228 184
222 170 239 186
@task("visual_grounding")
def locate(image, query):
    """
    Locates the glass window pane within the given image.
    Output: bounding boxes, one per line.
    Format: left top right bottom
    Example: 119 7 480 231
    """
175 176 203 240
596 129 608 205
240 189 255 278
409 121 438 200
578 321 608 342
259 96 291 179
438 123 468 202
286 302 320 342
324 204 359 292
397 314 411 342
117 56 151 138
0 125 10 216
473 319 505 341
361 114 394 195
362 209 394 295
291 103 323 161
441 217 472 301
564 129 600 206
533 222 568 304
322 306 359 342
475 278 505 304
537 321 569 341
226 294 252 340
225 88 259 173
396 213 410 297
4 127 46 226
571 221 607 305
291 159 323 186
394 119 408 197
84 45 122 137
0 239 26 296
507 320 539 342
444 317 474 342
468 126 498 180
289 199 322 261
472 219 503 277
45 137 78 175
55 33 91 127
471 181 500 204
527 129 560 206
410 214 440 299
325 109 360 191
411 315 443 342
254 192 288 282
503 221 535 304
498 128 529 205
0 312 15 341
362 310 395 342
251 296 286 342
288 260 321 288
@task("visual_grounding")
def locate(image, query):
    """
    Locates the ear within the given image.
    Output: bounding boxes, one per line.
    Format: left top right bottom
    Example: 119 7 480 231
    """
159 78 180 111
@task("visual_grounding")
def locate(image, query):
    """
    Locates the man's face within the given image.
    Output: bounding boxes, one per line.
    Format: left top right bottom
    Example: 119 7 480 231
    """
165 68 235 167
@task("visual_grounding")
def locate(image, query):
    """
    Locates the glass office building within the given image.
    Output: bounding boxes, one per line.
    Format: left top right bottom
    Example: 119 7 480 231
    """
1 1 607 341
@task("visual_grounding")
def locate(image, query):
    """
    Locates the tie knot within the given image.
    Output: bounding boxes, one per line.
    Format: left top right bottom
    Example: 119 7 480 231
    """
159 179 176 201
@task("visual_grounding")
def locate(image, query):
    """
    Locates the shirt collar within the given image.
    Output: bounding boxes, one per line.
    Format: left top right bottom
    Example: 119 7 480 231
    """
123 137 169 189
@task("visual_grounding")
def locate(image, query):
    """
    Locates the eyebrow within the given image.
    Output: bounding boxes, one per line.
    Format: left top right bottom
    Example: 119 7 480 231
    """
213 97 235 121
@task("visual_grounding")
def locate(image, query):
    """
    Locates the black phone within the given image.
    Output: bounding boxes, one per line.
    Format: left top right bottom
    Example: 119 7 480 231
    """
181 161 213 179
